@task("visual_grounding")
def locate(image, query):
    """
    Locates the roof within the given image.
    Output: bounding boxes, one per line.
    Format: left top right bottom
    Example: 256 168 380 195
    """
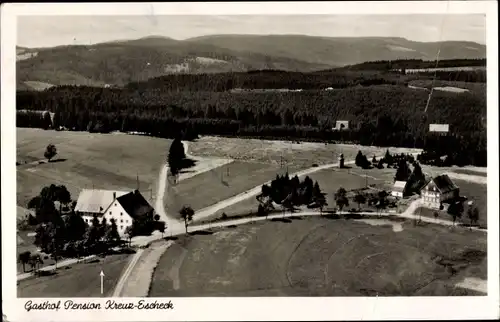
392 181 407 192
75 189 128 214
116 190 154 220
424 174 459 194
429 124 449 133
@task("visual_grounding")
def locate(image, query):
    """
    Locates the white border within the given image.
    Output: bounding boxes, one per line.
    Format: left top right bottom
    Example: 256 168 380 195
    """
2 2 499 321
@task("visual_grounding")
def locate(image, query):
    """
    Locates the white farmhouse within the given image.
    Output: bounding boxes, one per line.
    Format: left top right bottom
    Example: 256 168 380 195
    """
74 189 155 236
421 174 460 209
391 181 407 198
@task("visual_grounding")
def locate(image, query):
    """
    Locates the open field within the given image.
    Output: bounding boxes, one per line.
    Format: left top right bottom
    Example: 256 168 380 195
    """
188 136 421 169
164 160 295 215
17 254 131 297
16 128 170 207
150 217 486 296
408 80 486 95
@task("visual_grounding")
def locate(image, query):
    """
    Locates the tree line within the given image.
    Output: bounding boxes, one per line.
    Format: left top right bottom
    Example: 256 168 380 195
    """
343 58 486 71
16 83 486 166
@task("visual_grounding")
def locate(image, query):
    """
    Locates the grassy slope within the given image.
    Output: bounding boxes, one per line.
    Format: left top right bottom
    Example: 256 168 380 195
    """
150 217 486 296
17 254 131 297
164 161 291 215
16 129 169 207
187 35 486 66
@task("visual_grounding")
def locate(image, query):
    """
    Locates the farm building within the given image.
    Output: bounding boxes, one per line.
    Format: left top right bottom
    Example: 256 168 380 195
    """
75 189 155 236
391 181 408 198
332 120 349 131
420 174 460 209
429 124 450 136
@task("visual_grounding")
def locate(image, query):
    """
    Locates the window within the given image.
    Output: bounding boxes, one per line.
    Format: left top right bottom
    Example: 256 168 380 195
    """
109 211 112 215
115 203 117 206
120 219 123 223
120 212 123 216
120 226 123 230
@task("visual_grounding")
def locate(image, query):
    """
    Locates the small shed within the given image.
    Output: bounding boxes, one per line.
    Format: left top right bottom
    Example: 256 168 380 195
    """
391 181 407 198
333 120 349 131
429 124 450 136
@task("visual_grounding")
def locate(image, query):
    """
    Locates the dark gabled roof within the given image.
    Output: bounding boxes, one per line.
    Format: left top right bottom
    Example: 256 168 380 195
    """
116 190 154 220
431 174 459 194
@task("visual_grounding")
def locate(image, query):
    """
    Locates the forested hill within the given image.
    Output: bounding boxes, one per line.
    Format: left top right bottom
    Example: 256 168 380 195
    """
127 65 485 92
17 35 485 89
17 82 486 166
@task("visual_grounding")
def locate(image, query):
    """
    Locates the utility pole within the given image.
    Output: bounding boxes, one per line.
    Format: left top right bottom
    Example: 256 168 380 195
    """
136 173 140 191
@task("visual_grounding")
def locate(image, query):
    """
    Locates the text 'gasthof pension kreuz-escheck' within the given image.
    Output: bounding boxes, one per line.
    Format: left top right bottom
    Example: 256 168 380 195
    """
24 300 174 312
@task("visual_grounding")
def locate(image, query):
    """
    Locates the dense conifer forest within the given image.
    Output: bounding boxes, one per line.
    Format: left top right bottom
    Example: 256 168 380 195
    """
16 63 487 166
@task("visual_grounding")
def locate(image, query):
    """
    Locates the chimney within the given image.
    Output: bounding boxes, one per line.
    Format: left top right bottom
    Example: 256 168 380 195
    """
113 192 116 199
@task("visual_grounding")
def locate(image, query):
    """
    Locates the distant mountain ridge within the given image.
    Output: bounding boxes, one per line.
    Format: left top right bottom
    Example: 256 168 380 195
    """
17 34 486 89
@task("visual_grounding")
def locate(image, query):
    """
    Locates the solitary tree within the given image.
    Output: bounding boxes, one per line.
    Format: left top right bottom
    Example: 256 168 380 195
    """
168 137 186 176
55 185 71 213
377 190 389 217
354 193 366 210
394 159 411 182
157 221 166 238
334 188 349 211
179 205 195 234
124 226 133 247
355 151 365 168
384 149 393 165
18 251 32 273
467 206 480 230
106 218 121 246
29 253 44 276
447 201 464 226
312 182 327 213
44 144 57 162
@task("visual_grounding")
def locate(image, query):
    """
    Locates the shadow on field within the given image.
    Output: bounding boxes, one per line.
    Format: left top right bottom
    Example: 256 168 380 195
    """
344 213 365 220
323 214 341 220
36 270 58 277
190 230 213 236
49 158 68 163
289 216 303 220
164 236 179 241
271 218 292 223
180 158 196 170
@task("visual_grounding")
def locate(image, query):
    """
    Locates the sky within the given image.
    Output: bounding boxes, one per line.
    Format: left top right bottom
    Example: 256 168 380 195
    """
17 14 486 48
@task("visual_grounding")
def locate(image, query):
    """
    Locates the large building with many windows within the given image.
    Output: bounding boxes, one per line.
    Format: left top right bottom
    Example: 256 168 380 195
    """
74 189 155 236
421 174 459 209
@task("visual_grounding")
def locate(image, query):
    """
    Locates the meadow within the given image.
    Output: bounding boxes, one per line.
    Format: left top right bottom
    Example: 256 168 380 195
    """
164 160 294 215
16 128 170 207
188 136 421 169
149 217 486 296
17 254 131 297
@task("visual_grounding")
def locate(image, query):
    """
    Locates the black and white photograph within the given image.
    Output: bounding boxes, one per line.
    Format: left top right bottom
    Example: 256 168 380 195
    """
2 1 498 321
